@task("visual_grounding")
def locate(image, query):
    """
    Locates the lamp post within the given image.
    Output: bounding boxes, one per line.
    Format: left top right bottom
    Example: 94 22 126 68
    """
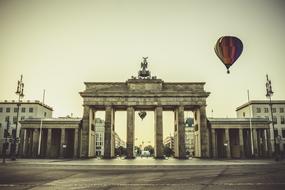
265 74 278 160
11 75 24 160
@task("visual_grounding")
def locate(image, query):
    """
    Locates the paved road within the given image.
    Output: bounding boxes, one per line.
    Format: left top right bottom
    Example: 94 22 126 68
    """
0 160 285 190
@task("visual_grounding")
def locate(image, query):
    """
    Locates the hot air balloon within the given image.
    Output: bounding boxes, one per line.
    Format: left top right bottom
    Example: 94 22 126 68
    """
214 36 243 74
138 111 147 120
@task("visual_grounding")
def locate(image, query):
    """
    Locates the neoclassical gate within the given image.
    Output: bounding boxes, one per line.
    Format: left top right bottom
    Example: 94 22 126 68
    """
79 58 210 159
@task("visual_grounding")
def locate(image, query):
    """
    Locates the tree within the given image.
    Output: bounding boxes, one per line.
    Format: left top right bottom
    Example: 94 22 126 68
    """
164 146 173 157
144 145 154 155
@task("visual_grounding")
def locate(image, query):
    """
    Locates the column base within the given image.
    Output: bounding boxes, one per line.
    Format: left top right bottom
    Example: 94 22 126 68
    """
174 156 188 160
125 156 136 159
103 156 116 159
154 156 165 159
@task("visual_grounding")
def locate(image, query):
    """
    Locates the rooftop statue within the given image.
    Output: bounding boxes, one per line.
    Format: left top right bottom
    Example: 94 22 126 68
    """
138 57 151 79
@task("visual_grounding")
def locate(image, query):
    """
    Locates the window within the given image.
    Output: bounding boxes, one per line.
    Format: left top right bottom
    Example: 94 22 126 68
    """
272 108 276 113
29 107 33 113
5 116 9 122
21 107 26 112
256 108 261 113
265 116 269 120
44 112 47 117
282 129 285 138
13 116 17 124
243 112 245 117
14 107 18 112
264 108 269 113
281 116 285 124
21 116 25 121
6 107 10 112
274 129 278 138
0 107 3 112
0 123 2 128
280 108 284 113
273 116 277 124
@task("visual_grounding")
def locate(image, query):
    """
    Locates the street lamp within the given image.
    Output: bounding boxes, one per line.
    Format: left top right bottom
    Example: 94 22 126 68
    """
11 75 24 160
265 74 278 160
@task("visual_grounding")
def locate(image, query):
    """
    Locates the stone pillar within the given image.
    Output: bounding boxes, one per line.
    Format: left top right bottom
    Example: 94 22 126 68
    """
174 106 186 159
28 129 33 157
266 129 272 157
22 129 27 157
154 106 164 159
60 128 66 158
46 128 52 158
200 106 210 158
225 128 231 158
104 106 115 159
261 129 266 157
126 106 135 159
252 128 258 157
211 128 217 158
73 128 79 158
80 106 90 158
18 129 25 157
32 129 39 158
239 128 245 158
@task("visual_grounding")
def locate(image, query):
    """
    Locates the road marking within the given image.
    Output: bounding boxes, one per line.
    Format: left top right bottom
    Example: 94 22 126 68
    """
1 182 285 187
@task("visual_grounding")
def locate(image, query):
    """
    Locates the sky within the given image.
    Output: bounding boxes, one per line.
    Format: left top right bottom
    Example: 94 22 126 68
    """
0 0 285 146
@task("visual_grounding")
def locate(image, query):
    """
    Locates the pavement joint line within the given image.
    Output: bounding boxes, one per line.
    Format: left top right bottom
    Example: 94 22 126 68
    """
1 182 285 187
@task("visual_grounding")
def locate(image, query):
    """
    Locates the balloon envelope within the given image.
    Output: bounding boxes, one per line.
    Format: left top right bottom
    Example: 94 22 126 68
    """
138 111 147 120
215 36 243 73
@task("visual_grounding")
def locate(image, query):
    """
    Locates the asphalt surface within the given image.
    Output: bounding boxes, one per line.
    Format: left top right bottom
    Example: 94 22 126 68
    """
0 159 285 190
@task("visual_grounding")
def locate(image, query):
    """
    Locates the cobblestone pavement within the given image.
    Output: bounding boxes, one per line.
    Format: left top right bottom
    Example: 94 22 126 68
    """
0 158 284 190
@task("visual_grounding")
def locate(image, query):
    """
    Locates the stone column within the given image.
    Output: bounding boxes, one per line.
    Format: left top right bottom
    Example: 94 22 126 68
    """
46 128 52 158
154 106 164 159
104 106 115 158
80 106 90 158
200 106 210 158
22 129 27 157
211 128 217 158
261 129 266 157
73 128 79 158
18 129 25 157
60 128 66 158
126 106 135 159
28 129 33 157
32 129 39 158
225 128 231 158
174 106 186 159
266 129 272 157
239 128 245 158
252 128 258 157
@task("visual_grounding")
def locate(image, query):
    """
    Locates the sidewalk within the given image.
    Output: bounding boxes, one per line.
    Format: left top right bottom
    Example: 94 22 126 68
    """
1 157 283 166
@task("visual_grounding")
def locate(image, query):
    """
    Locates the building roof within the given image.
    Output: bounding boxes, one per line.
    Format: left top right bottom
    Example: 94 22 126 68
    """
20 117 81 124
0 100 53 111
236 100 285 111
208 117 270 124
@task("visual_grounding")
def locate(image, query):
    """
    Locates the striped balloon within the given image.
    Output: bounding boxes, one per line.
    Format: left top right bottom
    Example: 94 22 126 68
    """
215 36 243 74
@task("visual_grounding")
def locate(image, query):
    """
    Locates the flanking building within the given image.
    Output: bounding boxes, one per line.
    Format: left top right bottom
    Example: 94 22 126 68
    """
208 118 271 159
0 100 53 156
19 117 81 158
236 100 285 153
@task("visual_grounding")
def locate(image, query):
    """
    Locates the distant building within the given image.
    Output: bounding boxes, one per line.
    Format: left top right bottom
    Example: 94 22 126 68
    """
115 132 126 148
236 100 285 153
185 118 195 156
163 136 174 151
95 118 104 156
0 100 53 155
95 118 125 157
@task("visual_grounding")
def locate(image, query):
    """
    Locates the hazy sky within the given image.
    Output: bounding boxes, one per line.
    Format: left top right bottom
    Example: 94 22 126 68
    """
1 0 284 145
